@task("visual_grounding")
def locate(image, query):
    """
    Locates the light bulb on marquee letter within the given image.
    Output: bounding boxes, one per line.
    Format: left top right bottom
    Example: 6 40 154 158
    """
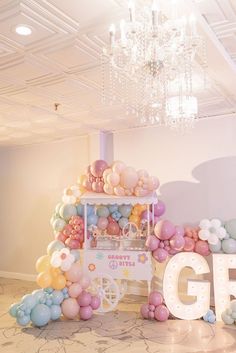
213 254 236 321
163 252 210 320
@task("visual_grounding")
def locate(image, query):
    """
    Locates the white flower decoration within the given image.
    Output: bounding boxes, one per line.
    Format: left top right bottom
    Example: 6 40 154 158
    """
62 185 82 204
50 248 75 271
199 218 226 245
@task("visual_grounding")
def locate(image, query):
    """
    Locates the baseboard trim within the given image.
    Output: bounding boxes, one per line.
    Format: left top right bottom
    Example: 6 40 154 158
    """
0 271 36 282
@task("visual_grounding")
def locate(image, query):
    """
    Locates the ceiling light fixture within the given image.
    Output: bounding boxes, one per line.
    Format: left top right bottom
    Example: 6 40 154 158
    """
15 25 32 36
102 0 207 130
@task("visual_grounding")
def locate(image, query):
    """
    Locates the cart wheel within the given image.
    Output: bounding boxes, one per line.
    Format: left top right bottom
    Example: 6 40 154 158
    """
90 273 120 313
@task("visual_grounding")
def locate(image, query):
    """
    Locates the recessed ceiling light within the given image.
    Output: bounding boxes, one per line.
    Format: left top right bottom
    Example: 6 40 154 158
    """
15 25 32 36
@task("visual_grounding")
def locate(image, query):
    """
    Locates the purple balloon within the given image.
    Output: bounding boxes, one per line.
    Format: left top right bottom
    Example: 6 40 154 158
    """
175 225 184 237
141 210 153 221
152 248 168 263
154 305 169 321
153 200 166 217
77 291 92 307
148 311 155 319
149 291 163 307
140 303 150 319
148 304 156 312
145 235 160 251
79 305 93 320
90 160 108 178
169 235 185 251
90 296 101 310
161 220 175 240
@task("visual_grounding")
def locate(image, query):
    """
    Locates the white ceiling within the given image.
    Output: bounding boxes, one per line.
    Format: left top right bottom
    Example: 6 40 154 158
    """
0 0 235 146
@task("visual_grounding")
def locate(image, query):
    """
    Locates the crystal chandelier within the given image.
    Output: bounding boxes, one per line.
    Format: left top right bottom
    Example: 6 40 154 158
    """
102 0 206 130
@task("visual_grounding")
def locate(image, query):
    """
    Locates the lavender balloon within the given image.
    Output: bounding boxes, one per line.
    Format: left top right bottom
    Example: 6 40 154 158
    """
153 200 166 217
140 303 149 319
152 248 168 263
145 235 160 251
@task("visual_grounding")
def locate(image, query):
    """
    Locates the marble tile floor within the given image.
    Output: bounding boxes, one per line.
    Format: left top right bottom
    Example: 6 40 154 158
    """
0 277 236 353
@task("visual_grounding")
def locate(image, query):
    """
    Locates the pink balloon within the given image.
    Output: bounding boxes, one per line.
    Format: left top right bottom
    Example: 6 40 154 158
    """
90 160 108 178
92 181 104 193
154 305 169 321
77 291 92 307
148 311 155 319
62 298 79 319
68 283 83 298
195 240 210 256
65 263 83 282
147 176 160 191
148 304 155 312
107 172 120 187
152 248 168 263
103 183 114 195
90 296 101 310
155 220 175 240
80 275 91 289
145 235 160 251
149 291 163 307
140 303 149 319
183 236 195 251
134 186 149 197
112 161 126 174
169 235 185 251
175 225 185 237
65 238 81 249
107 221 120 236
97 217 109 230
55 232 67 242
79 305 93 320
103 168 112 182
82 178 92 191
141 210 153 221
137 169 149 178
114 185 125 196
120 167 138 189
153 201 166 217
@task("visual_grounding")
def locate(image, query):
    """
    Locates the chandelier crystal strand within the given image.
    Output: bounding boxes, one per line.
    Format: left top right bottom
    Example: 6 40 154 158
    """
102 1 206 130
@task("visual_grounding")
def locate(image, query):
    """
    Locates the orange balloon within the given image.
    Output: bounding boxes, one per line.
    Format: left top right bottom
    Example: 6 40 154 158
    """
36 271 52 288
132 207 140 216
50 267 61 277
129 214 140 225
51 274 66 290
35 255 51 273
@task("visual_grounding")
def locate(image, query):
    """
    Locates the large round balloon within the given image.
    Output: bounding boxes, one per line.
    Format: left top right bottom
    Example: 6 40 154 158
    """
90 160 108 178
120 167 138 189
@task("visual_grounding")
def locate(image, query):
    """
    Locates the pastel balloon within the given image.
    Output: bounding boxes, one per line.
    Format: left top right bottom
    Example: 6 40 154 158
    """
59 204 77 221
36 255 51 273
141 210 153 221
183 237 195 252
107 172 120 187
118 217 129 229
103 168 113 182
153 201 166 217
140 303 150 319
51 290 64 305
65 263 83 282
112 161 126 174
114 185 125 196
30 304 51 327
147 176 159 191
137 169 149 178
92 181 104 193
68 283 83 298
65 238 81 249
21 294 37 310
146 235 160 251
209 239 222 253
169 235 185 251
80 275 91 289
87 214 98 226
195 240 210 256
97 206 110 218
120 167 139 189
70 249 80 261
9 303 19 318
175 225 185 237
103 183 114 195
225 219 236 239
76 204 84 216
107 221 120 235
36 271 52 289
118 205 132 218
79 305 93 320
90 296 101 310
90 160 108 177
53 218 66 232
222 238 236 253
154 305 169 321
17 315 31 326
62 298 79 319
154 220 175 240
50 305 61 320
51 274 66 290
152 248 168 263
149 291 163 307
97 217 109 230
77 291 92 307
47 240 65 256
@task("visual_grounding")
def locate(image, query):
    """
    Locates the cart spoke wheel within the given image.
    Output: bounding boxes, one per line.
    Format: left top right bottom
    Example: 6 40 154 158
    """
90 273 119 313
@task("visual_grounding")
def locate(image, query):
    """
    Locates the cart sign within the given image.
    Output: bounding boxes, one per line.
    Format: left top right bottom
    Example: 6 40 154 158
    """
84 250 153 281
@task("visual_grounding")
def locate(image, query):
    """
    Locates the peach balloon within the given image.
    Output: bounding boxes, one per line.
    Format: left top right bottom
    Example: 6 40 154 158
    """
147 176 160 191
68 283 83 298
62 298 80 319
102 168 112 182
120 167 138 189
35 255 51 273
104 183 114 195
36 271 52 289
114 185 125 196
107 172 120 187
65 262 83 283
80 275 91 289
51 274 66 290
137 169 149 178
112 161 126 174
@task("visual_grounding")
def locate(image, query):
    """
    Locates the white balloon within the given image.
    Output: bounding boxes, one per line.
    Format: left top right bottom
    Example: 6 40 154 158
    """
211 218 221 228
199 219 211 230
199 229 209 241
217 227 227 240
208 233 219 245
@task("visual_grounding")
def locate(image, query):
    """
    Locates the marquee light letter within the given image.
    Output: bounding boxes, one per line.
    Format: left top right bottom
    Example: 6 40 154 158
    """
163 252 210 320
213 254 236 321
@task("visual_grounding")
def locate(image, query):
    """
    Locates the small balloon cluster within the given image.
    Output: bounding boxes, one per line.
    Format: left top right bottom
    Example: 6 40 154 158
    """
56 216 84 249
202 309 216 324
184 226 210 256
78 160 159 197
140 291 169 321
222 300 236 325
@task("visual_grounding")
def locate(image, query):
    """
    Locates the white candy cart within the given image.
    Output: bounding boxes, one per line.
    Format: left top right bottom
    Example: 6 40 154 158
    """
80 192 158 312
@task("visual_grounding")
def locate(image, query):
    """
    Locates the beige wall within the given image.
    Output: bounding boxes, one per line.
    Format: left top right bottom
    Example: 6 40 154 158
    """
0 136 89 275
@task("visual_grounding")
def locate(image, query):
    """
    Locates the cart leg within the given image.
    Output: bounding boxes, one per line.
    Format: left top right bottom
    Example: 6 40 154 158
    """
147 280 151 295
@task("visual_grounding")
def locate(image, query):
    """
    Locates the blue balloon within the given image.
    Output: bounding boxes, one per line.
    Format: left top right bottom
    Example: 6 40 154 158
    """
70 249 80 261
225 219 236 239
53 218 66 232
59 204 77 221
55 203 63 215
111 211 122 221
62 287 68 294
118 205 132 218
209 240 222 253
50 214 57 226
76 204 84 216
30 304 51 327
22 294 37 310
17 315 30 326
16 309 24 318
50 305 61 320
108 204 118 213
46 299 52 307
51 290 64 305
32 289 44 303
118 217 129 229
87 214 98 226
25 308 31 315
9 303 19 318
222 239 236 254
97 206 110 218
44 287 54 294
87 205 95 216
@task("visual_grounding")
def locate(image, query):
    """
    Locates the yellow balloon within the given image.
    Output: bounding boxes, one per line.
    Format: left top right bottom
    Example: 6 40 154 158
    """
51 274 66 290
132 207 140 216
50 267 61 277
36 271 52 288
129 214 140 225
35 255 51 273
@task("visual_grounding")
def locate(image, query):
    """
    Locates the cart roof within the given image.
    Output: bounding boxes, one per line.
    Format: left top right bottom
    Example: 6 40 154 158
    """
80 192 158 205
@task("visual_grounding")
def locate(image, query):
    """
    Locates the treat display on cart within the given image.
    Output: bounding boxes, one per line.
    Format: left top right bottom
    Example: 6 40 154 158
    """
80 192 158 312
